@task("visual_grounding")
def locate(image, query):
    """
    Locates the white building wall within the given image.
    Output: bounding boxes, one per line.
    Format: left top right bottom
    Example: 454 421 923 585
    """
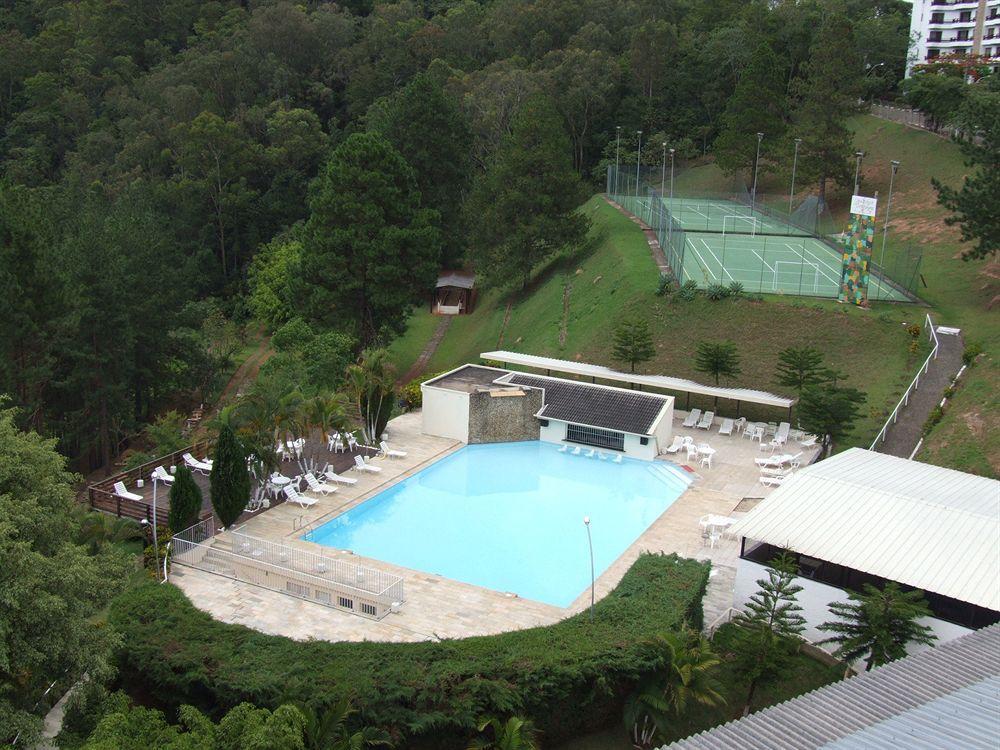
538 419 567 444
651 399 674 453
420 386 469 442
538 419 658 460
734 559 974 660
908 0 1000 75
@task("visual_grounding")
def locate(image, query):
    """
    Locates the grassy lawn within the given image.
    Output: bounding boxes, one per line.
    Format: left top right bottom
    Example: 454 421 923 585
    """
557 625 842 749
386 308 440 379
394 194 922 449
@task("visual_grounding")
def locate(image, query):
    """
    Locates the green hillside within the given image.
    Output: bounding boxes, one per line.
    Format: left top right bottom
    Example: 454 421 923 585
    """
389 115 997 471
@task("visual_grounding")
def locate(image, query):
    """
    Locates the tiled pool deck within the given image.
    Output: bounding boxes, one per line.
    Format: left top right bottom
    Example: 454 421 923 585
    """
171 411 819 642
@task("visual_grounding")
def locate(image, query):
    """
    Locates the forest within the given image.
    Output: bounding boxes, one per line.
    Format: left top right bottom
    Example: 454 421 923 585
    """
0 0 913 471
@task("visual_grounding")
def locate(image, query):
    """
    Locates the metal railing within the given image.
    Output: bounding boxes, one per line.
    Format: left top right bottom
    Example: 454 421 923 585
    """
170 518 405 620
870 313 940 450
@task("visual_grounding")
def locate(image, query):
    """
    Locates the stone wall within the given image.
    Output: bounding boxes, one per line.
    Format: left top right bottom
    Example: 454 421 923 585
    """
468 388 542 444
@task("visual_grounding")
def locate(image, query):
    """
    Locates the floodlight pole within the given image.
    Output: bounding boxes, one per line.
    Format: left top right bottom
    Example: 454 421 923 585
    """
789 138 802 217
584 516 595 621
853 151 865 195
668 148 676 251
878 160 900 281
660 142 666 197
751 132 764 214
150 474 160 582
635 131 642 203
615 125 621 195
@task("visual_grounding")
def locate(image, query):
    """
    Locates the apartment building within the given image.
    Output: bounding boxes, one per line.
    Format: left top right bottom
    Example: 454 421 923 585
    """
908 0 1000 74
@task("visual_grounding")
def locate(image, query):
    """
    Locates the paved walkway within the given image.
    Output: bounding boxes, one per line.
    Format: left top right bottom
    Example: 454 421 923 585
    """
878 329 964 458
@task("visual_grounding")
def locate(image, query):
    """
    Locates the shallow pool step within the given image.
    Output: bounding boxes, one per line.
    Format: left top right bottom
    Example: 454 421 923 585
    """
647 463 693 492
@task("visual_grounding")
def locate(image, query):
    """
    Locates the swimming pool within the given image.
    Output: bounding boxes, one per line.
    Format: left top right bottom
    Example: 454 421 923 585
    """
304 441 690 607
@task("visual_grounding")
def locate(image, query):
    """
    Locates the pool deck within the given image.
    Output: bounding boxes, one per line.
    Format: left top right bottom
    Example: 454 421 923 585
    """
171 410 819 643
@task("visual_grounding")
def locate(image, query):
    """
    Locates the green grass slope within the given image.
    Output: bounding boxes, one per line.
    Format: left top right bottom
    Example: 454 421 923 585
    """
397 195 923 450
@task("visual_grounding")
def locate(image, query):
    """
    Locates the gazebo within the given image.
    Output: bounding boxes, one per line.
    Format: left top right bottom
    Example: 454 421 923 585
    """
432 270 476 315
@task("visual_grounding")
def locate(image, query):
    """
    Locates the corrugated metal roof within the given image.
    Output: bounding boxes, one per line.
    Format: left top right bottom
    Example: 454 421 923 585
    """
728 449 1000 610
480 351 794 408
662 623 1000 750
499 373 670 435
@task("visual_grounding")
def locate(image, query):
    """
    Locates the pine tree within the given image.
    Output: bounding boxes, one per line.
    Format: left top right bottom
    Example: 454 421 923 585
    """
774 346 826 397
694 341 741 406
789 9 863 210
819 582 937 671
469 94 590 290
168 466 203 533
210 423 251 528
797 383 866 456
713 43 788 177
730 554 806 715
612 318 656 373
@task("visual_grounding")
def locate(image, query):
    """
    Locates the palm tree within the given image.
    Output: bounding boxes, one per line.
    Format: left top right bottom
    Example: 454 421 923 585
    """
467 716 541 750
346 349 396 444
290 392 351 475
300 697 393 750
76 510 143 553
624 629 726 748
819 582 937 671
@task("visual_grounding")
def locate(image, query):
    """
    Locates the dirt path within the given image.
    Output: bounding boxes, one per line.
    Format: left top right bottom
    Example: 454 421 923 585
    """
201 333 273 426
876 329 964 459
496 302 513 348
559 280 572 348
400 317 452 384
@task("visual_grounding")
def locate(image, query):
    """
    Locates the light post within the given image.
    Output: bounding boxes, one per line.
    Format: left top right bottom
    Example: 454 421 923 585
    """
789 137 802 217
150 474 161 581
635 131 643 204
668 148 676 250
751 132 764 213
878 160 900 297
614 125 621 195
853 151 865 195
660 142 667 197
583 516 595 621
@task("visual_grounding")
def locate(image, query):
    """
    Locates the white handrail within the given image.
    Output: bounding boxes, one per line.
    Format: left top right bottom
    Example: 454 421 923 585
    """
870 313 939 450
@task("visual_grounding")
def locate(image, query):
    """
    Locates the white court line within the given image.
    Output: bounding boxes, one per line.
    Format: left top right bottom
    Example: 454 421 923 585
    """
698 238 736 282
783 242 840 287
748 247 775 274
685 237 719 283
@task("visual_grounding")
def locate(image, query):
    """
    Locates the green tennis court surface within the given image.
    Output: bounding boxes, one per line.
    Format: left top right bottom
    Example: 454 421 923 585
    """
645 196 810 236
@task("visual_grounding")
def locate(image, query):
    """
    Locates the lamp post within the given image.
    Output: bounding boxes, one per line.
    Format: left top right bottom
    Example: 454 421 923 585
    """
635 131 642 204
878 160 900 296
789 137 802 218
853 151 865 195
583 516 595 621
751 132 764 213
660 142 667 197
614 125 622 195
668 147 676 250
150 473 161 581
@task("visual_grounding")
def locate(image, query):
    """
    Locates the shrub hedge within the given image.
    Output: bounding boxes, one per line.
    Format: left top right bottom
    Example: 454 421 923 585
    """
110 553 709 747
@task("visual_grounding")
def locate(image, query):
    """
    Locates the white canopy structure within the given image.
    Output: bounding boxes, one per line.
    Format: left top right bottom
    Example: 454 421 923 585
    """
730 448 1000 611
480 350 794 411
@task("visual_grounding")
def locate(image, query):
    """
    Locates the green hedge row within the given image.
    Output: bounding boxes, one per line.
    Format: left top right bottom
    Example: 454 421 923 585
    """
110 553 709 747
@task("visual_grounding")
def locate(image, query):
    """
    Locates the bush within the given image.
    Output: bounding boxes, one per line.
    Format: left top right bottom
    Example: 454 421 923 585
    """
677 280 699 301
705 283 729 301
746 293 764 302
271 317 315 352
962 342 983 366
906 323 921 339
727 281 744 299
110 553 710 747
922 405 945 436
401 374 437 410
655 272 676 297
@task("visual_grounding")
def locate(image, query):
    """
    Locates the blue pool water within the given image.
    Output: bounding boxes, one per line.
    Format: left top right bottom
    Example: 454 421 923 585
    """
304 441 690 607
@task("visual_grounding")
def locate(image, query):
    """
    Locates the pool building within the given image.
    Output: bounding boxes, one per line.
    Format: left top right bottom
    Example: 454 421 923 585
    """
421 364 674 460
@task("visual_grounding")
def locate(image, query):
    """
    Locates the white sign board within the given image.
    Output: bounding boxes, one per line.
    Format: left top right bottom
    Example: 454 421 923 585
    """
850 195 878 217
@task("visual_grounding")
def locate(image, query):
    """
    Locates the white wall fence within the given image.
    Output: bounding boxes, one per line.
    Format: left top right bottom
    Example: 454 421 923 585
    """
170 519 405 620
870 313 939 451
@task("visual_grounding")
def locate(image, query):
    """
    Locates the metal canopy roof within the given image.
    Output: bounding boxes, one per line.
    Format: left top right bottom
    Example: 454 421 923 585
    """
729 448 1000 610
500 372 670 435
662 624 1000 750
481 350 794 409
436 270 475 289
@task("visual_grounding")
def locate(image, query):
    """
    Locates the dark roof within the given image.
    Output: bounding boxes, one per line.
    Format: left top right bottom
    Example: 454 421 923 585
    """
504 374 668 435
661 624 1000 750
436 271 475 289
423 365 510 393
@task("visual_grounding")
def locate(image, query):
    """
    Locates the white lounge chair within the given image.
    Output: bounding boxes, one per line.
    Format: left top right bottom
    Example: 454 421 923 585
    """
775 422 791 445
571 446 582 455
303 472 338 496
151 466 175 484
682 409 702 428
799 434 818 448
718 418 734 436
379 441 407 459
584 448 596 458
557 444 569 453
113 481 143 502
612 453 623 463
663 435 686 454
321 465 358 486
283 485 318 508
760 466 794 478
755 453 791 468
759 473 791 487
696 411 715 430
183 453 212 474
353 455 382 473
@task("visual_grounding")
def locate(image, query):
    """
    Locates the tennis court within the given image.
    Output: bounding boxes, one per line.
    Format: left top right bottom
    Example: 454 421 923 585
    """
640 196 810 236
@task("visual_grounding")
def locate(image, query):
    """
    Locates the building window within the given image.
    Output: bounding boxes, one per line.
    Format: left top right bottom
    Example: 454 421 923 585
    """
957 29 970 40
928 49 941 59
959 10 971 22
565 424 625 451
931 12 944 23
930 31 943 41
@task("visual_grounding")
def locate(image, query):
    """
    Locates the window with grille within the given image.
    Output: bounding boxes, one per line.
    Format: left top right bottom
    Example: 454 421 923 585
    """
360 603 377 617
286 581 309 597
338 596 354 610
565 424 625 451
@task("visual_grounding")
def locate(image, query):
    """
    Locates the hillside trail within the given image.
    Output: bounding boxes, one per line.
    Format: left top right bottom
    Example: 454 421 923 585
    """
399 317 452 385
